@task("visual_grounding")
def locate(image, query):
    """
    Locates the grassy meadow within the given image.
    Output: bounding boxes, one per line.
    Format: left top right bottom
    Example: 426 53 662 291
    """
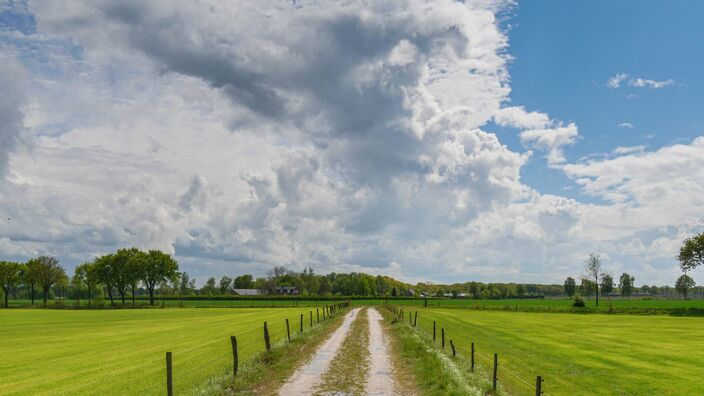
410 308 704 395
0 307 326 395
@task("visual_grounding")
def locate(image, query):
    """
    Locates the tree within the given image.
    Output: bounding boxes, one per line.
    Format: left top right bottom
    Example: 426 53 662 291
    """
140 250 178 306
219 276 233 295
112 248 141 305
201 277 217 295
619 273 635 298
94 254 116 305
601 274 614 297
580 278 595 298
564 277 576 298
30 256 66 304
679 233 704 272
179 272 196 295
0 261 22 308
584 253 604 307
675 274 696 300
234 274 255 289
75 263 100 305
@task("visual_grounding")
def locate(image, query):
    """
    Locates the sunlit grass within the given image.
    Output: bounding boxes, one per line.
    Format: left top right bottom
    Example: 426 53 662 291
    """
0 308 324 395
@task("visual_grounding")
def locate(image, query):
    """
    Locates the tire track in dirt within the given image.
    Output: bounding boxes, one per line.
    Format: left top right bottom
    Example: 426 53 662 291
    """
278 308 361 395
366 308 396 395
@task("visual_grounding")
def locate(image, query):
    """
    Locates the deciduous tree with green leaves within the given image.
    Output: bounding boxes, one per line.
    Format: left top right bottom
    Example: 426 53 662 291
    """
601 274 614 297
74 262 100 305
564 277 576 298
619 272 635 298
675 274 696 300
139 250 178 306
29 256 66 304
0 261 22 308
679 233 704 272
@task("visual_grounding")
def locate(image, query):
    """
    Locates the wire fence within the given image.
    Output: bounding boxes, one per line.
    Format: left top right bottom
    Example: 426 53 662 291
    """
387 305 549 396
162 302 350 395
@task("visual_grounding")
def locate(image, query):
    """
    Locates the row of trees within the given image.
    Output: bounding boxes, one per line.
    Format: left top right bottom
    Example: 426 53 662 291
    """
197 266 411 297
562 233 704 304
0 256 67 307
0 249 178 307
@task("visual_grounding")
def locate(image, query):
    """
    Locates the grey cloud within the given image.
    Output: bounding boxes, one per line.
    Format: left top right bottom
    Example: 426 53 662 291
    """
0 58 26 177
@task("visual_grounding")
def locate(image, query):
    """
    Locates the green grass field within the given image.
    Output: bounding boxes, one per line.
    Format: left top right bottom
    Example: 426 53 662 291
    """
410 308 704 395
8 297 704 313
0 308 327 395
359 297 704 311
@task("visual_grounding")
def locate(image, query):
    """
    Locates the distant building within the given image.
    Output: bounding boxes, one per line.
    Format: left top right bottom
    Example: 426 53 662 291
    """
274 286 300 295
232 288 261 296
405 289 415 297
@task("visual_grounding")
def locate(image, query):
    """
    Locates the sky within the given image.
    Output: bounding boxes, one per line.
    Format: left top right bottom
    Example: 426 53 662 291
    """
0 0 703 286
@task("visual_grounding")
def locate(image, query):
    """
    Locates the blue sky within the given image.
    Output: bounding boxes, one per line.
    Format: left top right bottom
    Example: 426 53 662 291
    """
0 1 703 285
497 0 704 200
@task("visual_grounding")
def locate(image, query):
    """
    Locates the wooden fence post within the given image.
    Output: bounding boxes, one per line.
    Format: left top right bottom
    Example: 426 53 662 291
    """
310 311 313 327
323 308 326 321
441 328 445 350
450 340 456 357
317 308 320 323
286 318 291 342
433 321 436 342
536 376 543 395
264 322 271 351
471 342 475 372
300 314 304 334
230 336 238 375
414 311 418 327
409 311 412 324
493 353 498 391
166 352 173 396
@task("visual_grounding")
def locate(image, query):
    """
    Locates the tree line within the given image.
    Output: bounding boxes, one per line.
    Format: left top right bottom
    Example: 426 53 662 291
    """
0 248 178 307
563 233 704 304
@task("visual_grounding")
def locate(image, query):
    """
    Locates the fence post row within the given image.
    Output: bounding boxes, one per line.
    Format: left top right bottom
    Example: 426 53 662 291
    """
471 342 475 372
166 352 173 396
230 336 238 376
286 318 291 342
264 321 271 351
493 353 498 391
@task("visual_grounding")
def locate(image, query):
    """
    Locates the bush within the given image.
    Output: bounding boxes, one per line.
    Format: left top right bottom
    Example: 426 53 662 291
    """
572 296 586 307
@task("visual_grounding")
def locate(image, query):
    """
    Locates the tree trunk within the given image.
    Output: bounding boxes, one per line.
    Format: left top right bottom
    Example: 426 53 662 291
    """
595 282 599 307
131 285 136 306
4 289 8 308
87 286 91 306
149 287 155 306
30 284 35 305
43 289 48 305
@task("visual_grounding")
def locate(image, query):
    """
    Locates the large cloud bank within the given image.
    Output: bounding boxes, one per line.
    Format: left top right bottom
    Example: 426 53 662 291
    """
0 0 702 284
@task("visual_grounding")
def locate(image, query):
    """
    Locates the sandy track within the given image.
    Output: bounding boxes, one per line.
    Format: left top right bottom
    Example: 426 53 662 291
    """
278 308 361 395
366 308 396 395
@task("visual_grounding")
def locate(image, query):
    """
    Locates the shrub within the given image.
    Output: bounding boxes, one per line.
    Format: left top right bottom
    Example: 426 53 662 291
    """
572 296 586 307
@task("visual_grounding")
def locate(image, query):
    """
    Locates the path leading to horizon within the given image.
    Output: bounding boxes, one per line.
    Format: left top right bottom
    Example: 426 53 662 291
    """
278 307 398 395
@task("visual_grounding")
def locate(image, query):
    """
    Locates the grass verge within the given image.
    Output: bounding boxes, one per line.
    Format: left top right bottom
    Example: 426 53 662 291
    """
314 307 370 395
381 308 500 396
197 307 350 395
